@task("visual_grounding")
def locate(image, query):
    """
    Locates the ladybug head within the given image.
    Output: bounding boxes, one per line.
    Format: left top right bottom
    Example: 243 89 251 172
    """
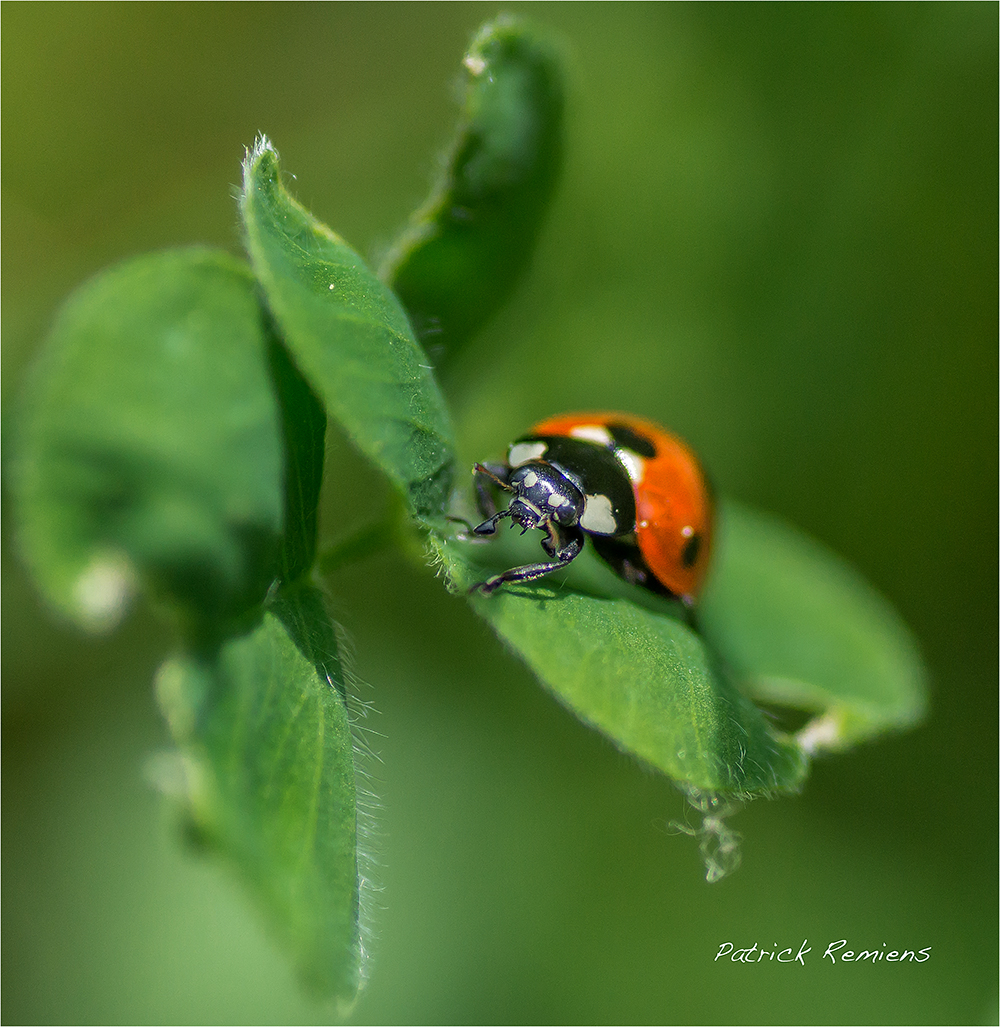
507 461 584 531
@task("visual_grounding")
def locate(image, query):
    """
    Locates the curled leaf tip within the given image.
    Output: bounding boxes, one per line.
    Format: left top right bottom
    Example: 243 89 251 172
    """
381 14 565 361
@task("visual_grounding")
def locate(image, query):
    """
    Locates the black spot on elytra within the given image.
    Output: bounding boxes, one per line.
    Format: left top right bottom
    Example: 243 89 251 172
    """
681 532 702 569
607 421 657 458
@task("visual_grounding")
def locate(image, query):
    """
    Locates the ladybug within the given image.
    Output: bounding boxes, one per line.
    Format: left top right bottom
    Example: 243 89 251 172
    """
469 412 713 604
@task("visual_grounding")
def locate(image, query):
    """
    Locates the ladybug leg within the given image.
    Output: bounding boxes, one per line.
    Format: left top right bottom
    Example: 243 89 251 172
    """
471 509 510 537
473 524 584 596
538 518 567 558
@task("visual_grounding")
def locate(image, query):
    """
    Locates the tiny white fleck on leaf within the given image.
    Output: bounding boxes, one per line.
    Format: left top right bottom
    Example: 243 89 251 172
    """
73 552 136 631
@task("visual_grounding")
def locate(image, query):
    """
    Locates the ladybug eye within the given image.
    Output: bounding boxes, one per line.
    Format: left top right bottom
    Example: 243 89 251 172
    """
509 500 541 531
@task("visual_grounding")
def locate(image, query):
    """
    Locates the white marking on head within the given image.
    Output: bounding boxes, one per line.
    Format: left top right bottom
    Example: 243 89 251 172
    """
463 54 487 76
521 470 539 488
616 447 645 482
580 494 618 535
570 424 612 446
546 492 569 508
508 441 547 466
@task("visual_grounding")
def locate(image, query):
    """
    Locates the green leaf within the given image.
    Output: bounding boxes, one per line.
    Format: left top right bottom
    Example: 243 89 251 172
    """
266 327 326 585
155 585 362 1006
381 15 564 360
698 502 928 751
14 248 284 632
432 534 807 796
240 138 455 521
433 496 926 786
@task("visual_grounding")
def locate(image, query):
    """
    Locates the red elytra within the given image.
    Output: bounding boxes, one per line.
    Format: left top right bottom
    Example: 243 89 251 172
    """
529 412 713 603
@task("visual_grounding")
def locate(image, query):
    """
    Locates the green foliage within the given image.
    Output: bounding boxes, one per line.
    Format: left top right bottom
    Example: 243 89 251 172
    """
435 492 928 791
156 585 360 1003
241 139 455 522
267 324 327 586
12 13 929 1007
14 248 284 633
435 532 807 794
699 503 928 750
13 244 364 1000
381 15 564 361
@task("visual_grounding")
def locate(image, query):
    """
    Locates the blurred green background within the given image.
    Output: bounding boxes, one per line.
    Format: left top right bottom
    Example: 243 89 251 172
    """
3 3 995 1023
